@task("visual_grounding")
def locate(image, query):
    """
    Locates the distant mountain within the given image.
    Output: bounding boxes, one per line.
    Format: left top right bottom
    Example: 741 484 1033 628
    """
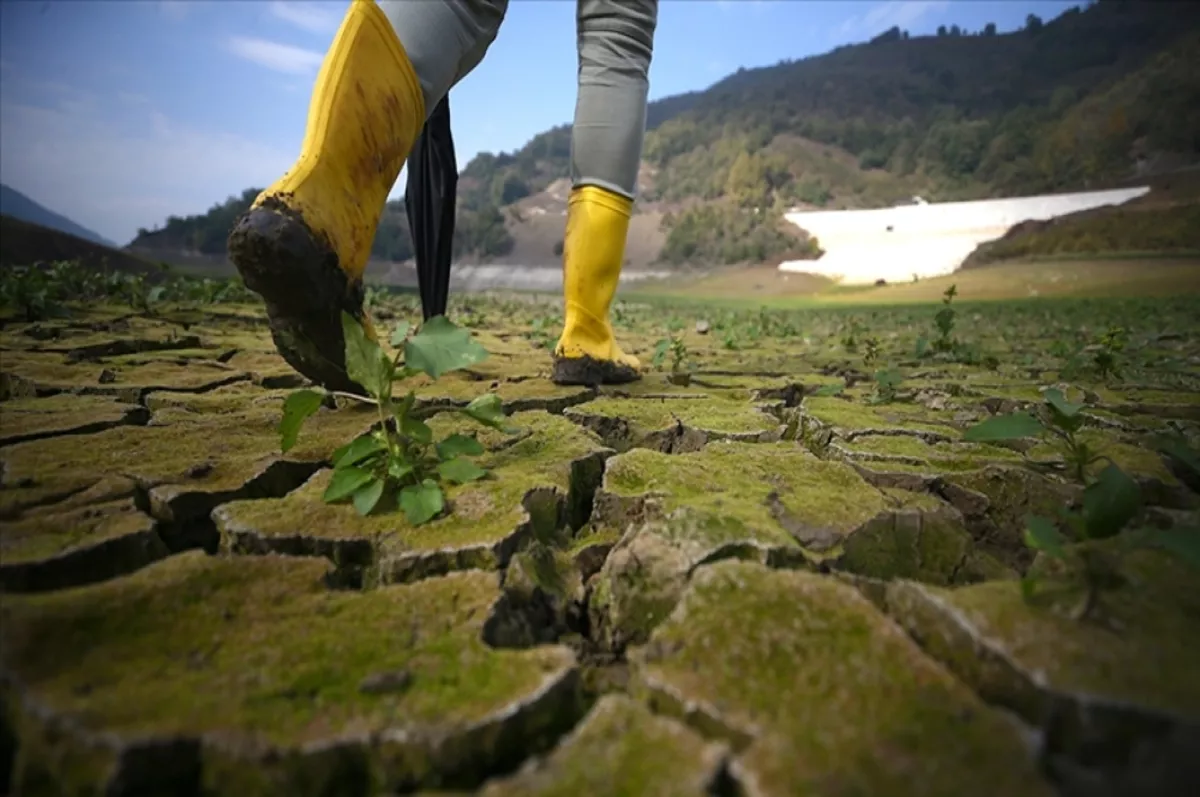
0 184 117 249
131 0 1200 269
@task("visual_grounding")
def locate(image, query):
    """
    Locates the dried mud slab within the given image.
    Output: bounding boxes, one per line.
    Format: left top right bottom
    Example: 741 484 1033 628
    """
830 434 1023 475
0 553 581 796
214 411 612 586
0 398 375 549
478 694 727 796
801 395 963 441
565 395 784 452
887 548 1200 795
0 350 249 401
587 442 1004 649
1026 428 1194 508
630 561 1055 797
414 373 596 415
0 478 167 593
937 467 1080 571
220 349 310 388
0 394 149 446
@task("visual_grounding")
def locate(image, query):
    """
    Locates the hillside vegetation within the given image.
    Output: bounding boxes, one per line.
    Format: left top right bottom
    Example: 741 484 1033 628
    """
0 184 117 248
129 0 1200 268
0 215 167 277
963 171 1200 266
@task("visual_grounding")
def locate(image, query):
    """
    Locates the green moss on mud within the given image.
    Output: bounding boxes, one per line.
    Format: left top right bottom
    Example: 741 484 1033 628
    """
887 547 1200 724
0 394 146 445
0 401 374 521
566 395 782 448
597 442 888 545
1 552 577 793
0 350 249 396
479 695 725 797
844 435 1023 470
215 411 609 582
802 396 960 438
0 497 155 565
838 508 1013 586
414 373 592 412
632 561 1054 796
1026 428 1179 484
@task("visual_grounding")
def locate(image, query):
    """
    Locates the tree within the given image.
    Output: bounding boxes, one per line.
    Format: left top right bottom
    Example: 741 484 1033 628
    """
1026 14 1043 32
937 25 948 37
982 22 997 36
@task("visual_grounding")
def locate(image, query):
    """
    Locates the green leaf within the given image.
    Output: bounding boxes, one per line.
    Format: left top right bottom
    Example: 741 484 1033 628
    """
279 389 324 453
341 311 390 398
462 393 511 431
874 368 903 387
437 433 485 460
963 412 1044 442
1141 526 1200 569
389 320 411 347
1042 387 1084 418
352 478 385 516
438 457 487 485
1024 515 1067 559
1081 464 1142 540
323 466 376 503
812 383 844 397
400 479 444 525
404 315 488 379
334 434 387 468
400 413 433 444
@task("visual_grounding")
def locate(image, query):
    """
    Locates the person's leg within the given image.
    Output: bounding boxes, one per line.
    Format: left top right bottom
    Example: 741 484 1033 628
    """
553 0 658 386
227 0 506 393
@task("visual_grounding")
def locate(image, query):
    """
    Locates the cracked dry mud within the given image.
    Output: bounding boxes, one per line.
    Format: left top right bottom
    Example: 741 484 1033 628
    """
1 296 1199 796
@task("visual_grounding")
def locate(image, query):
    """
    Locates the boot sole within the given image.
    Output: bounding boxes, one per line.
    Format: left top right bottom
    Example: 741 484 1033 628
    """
551 354 641 387
227 199 366 394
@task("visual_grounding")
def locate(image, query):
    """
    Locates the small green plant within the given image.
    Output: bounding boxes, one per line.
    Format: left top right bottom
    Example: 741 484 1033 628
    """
842 318 865 352
652 332 693 385
0 266 68 321
963 388 1199 619
932 283 957 353
867 368 904 405
281 312 513 525
1093 325 1127 380
526 314 560 349
863 336 882 369
811 382 845 397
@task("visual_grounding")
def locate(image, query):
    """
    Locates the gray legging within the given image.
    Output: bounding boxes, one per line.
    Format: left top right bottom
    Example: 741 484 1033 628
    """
379 0 657 200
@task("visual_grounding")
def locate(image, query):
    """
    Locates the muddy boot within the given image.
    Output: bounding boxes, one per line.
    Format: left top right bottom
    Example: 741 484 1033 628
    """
551 186 642 386
227 0 424 393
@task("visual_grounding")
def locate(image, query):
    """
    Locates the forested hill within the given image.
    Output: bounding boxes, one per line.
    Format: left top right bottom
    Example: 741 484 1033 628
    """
130 0 1200 268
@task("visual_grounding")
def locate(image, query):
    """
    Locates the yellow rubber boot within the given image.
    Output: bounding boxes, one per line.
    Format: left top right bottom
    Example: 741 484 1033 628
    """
551 186 642 386
227 0 424 392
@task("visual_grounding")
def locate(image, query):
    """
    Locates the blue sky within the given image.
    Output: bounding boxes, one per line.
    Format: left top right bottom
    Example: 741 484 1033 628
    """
0 0 1081 245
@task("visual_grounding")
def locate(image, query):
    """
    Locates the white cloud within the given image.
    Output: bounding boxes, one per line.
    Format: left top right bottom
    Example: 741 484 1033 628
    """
227 36 324 75
0 84 294 244
838 1 949 38
269 1 343 34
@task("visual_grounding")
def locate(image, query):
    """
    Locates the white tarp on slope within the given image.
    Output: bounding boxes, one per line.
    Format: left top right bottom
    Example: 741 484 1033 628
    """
778 186 1151 285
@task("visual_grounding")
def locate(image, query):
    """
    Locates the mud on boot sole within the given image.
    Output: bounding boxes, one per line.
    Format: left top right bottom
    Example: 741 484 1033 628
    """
551 354 641 387
227 198 367 393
